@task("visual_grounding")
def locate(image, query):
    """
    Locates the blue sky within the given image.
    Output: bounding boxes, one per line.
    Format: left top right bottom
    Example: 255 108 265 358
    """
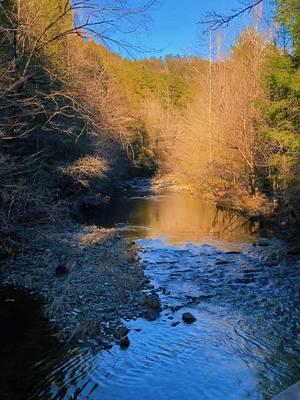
124 0 260 59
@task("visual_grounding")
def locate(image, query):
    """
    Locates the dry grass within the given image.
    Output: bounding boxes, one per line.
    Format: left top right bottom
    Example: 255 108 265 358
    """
78 226 115 246
59 156 107 181
46 295 71 316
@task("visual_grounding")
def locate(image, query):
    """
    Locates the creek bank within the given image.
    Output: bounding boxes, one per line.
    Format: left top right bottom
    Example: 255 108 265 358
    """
150 175 276 218
0 223 161 348
148 175 300 248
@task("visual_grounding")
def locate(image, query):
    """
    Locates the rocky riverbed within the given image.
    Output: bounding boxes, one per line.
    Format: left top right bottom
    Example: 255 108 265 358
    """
0 223 160 348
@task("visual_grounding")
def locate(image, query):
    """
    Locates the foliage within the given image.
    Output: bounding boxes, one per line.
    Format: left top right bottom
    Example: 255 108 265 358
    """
277 0 300 59
256 0 300 218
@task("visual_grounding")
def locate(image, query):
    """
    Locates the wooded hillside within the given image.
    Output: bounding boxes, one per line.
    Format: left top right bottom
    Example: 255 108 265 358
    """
0 0 299 252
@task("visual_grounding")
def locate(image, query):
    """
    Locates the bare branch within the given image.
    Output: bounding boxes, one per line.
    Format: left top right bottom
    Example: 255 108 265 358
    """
198 0 264 32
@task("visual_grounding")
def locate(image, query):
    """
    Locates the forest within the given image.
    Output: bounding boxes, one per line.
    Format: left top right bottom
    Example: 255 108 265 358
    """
0 0 299 248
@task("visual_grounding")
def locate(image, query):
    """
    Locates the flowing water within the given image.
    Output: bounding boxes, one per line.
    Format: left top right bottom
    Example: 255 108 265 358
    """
4 181 300 399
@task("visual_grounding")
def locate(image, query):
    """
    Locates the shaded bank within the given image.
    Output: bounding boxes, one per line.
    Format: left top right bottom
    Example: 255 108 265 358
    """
0 223 160 346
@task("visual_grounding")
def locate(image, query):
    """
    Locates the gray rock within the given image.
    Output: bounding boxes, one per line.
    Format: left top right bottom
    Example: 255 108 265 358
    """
119 336 130 348
182 312 196 324
147 294 161 310
115 326 130 339
138 294 161 311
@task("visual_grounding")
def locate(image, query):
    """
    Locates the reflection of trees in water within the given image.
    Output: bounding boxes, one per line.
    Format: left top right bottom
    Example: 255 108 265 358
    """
210 208 258 240
128 192 256 244
85 192 258 244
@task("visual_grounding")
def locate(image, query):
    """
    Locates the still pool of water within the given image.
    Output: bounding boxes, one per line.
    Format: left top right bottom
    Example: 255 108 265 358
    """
7 184 300 400
84 190 259 247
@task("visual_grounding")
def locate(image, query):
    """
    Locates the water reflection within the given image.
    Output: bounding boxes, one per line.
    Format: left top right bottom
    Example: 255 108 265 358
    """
85 192 257 245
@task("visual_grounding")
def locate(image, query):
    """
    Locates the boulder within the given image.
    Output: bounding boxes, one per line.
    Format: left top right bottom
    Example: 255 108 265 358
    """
182 312 196 324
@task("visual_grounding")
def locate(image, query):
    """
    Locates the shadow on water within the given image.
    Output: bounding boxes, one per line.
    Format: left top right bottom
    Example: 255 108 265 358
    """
0 286 66 400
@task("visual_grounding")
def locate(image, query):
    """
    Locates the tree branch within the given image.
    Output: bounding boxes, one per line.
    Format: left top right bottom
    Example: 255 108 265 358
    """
198 0 264 31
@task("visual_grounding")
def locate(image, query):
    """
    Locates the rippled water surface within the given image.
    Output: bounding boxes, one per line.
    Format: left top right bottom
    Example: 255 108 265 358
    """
23 184 300 398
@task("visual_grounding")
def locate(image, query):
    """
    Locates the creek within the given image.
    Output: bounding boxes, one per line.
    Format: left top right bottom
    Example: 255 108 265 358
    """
2 180 300 399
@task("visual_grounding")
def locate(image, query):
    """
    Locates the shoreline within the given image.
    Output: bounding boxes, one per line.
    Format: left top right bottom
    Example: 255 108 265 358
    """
0 222 160 348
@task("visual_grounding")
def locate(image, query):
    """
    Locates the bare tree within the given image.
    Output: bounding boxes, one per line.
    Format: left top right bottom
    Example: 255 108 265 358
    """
0 0 157 142
0 0 156 74
0 0 156 238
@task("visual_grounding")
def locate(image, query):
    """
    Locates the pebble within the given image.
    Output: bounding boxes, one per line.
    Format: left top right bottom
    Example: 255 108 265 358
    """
115 327 130 339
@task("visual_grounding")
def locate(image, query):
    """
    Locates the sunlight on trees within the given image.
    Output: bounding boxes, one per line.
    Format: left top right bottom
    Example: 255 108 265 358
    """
0 0 299 242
